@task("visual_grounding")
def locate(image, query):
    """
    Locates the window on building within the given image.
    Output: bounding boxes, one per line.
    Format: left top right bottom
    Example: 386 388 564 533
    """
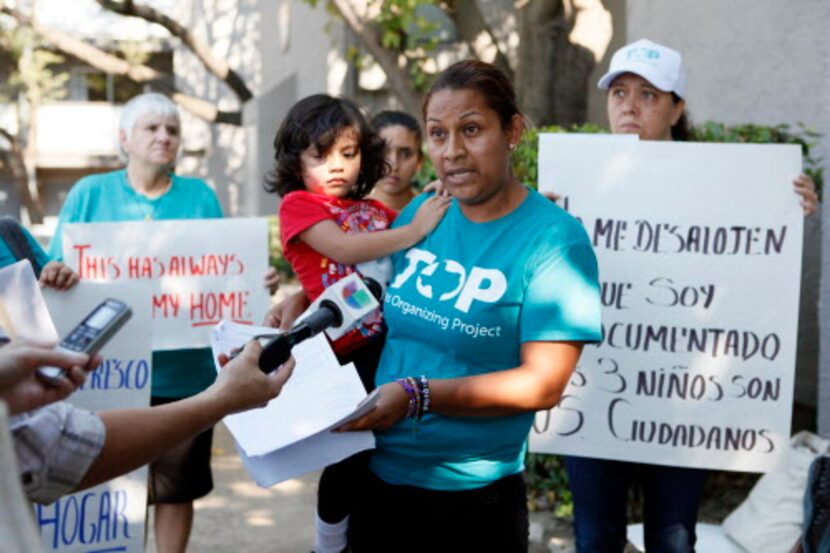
60 49 174 104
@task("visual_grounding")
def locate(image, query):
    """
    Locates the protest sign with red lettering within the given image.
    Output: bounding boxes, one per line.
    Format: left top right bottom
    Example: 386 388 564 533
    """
62 218 270 350
530 135 802 473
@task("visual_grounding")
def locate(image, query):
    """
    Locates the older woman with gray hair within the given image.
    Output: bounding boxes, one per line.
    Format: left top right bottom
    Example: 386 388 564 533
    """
47 92 274 553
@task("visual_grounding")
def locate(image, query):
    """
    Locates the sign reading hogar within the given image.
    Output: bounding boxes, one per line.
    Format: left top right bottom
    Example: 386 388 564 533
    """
40 282 152 553
62 218 270 350
530 134 803 473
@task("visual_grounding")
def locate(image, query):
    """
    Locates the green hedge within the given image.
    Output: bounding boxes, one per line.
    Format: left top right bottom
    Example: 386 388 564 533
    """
267 215 294 278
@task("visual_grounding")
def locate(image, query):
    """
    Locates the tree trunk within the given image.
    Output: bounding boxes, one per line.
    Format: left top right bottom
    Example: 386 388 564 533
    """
95 0 253 104
515 0 596 127
0 128 44 224
329 0 422 116
445 1 514 80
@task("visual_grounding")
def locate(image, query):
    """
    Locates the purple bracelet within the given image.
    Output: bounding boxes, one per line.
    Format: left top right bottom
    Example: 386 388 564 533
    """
396 378 419 419
406 377 421 418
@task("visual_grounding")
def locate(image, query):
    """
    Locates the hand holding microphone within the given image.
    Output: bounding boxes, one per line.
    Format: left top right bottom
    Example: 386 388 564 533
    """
257 273 383 373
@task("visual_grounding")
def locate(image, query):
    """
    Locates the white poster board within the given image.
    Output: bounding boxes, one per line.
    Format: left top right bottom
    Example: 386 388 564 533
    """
35 282 153 553
530 134 803 473
0 260 58 345
62 218 270 350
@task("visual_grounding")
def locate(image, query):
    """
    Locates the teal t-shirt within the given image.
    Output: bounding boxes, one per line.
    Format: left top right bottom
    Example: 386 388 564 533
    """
371 189 602 491
0 225 49 270
49 169 224 398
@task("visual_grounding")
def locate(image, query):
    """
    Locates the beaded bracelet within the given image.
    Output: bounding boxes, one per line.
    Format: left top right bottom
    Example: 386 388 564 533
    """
406 377 421 418
396 378 419 419
417 375 430 418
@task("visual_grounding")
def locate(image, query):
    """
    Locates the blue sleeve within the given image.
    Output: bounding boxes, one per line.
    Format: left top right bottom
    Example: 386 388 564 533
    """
390 193 428 229
389 193 429 269
23 229 49 267
521 242 603 343
185 178 223 218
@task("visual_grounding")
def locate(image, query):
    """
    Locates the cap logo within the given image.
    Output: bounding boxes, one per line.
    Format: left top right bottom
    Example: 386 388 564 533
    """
626 47 661 64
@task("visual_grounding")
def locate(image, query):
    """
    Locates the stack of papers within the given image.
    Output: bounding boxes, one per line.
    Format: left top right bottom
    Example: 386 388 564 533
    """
211 321 377 487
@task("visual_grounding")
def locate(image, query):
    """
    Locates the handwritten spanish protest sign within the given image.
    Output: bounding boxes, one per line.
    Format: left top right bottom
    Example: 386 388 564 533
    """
61 218 270 349
36 282 152 553
530 134 803 472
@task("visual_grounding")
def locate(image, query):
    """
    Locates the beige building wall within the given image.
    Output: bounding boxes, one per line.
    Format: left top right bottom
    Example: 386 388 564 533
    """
173 0 349 219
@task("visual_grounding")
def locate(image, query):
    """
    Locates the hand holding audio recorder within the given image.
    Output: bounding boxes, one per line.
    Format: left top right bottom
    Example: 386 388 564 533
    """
37 298 132 384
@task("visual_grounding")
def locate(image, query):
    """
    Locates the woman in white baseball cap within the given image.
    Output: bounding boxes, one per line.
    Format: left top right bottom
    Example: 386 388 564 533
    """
599 38 689 142
563 38 818 553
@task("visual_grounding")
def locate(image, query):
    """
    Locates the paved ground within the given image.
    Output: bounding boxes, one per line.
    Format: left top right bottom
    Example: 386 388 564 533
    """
143 424 582 553
142 422 759 552
146 423 318 552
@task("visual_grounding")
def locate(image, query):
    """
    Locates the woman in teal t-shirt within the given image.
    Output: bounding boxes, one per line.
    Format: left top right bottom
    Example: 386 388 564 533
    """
49 92 222 553
268 62 602 551
333 61 602 551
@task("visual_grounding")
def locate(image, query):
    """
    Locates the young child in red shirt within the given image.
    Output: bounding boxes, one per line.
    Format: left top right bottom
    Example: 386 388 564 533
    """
265 94 448 553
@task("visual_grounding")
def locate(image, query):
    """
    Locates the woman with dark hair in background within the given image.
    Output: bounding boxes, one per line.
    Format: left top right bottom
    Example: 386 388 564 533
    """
370 110 424 211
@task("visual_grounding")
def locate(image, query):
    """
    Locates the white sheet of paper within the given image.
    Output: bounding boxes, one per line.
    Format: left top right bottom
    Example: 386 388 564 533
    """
236 380 378 487
212 321 375 456
0 260 58 344
237 420 375 488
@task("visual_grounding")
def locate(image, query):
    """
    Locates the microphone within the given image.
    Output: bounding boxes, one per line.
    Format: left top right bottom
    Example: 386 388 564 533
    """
258 273 383 373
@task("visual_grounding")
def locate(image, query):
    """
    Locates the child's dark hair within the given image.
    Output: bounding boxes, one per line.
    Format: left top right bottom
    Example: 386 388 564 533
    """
371 110 423 148
264 94 387 199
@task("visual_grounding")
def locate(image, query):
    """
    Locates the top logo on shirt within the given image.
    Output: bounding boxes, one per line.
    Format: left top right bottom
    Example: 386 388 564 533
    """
390 248 507 313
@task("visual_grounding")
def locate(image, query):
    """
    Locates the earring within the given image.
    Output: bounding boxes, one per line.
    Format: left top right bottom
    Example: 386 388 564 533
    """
509 143 516 151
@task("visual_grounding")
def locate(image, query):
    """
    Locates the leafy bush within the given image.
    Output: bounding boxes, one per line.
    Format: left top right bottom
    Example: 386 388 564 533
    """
266 215 294 278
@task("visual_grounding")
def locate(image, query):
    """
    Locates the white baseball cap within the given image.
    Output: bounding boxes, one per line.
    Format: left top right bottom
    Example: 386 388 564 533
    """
597 39 686 98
